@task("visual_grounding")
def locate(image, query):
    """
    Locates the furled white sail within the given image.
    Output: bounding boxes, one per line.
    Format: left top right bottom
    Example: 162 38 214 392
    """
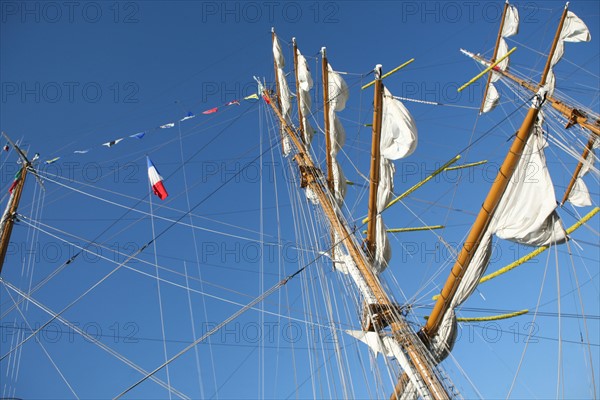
329 233 378 303
567 139 597 207
328 63 349 111
329 113 346 157
373 158 394 274
372 87 418 274
278 70 293 155
495 38 510 73
331 158 347 205
381 88 418 160
345 330 391 357
296 50 313 91
327 63 348 204
501 4 519 37
482 3 519 113
429 309 459 363
430 118 567 362
272 34 284 68
325 61 377 301
569 176 592 207
296 48 315 146
430 232 492 362
545 10 591 96
481 82 500 113
492 121 567 246
273 34 292 156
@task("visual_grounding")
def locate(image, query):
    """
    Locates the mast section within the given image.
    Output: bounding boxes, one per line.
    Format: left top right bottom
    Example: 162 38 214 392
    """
423 4 571 337
321 48 334 189
0 167 28 275
271 28 283 112
469 52 600 137
292 38 305 144
561 136 596 204
0 133 35 275
479 0 509 114
365 65 384 255
262 85 451 399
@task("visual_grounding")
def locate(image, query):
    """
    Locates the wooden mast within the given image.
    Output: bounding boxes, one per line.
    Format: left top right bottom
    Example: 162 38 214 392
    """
423 4 571 337
262 85 451 399
321 47 333 189
0 133 34 275
468 51 600 137
539 4 569 88
0 167 28 275
365 65 384 255
271 28 288 155
561 136 596 205
292 38 305 144
469 4 598 205
469 49 598 206
479 0 509 114
271 28 283 112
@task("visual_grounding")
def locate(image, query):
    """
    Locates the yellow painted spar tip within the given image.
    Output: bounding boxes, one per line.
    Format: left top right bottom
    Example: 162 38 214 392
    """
458 47 516 92
362 155 462 225
424 309 529 322
361 58 415 90
432 206 600 301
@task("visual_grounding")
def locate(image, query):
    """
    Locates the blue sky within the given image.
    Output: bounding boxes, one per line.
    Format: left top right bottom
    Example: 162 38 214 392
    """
1 1 599 399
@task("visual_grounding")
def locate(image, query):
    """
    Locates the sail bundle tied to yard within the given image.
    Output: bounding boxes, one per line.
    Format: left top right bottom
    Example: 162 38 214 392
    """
430 117 567 362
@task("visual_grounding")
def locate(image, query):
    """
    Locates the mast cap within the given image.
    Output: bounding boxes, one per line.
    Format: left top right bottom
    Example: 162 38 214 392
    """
375 64 382 79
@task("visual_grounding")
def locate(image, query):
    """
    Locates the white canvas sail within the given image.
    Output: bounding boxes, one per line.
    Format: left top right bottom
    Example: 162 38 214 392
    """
296 48 315 146
567 138 597 207
481 82 500 113
331 158 347 205
372 87 418 274
568 176 592 207
373 158 394 274
381 87 418 160
545 10 591 96
492 121 567 246
430 118 568 362
482 3 519 113
273 33 292 156
328 63 349 112
501 4 519 37
430 232 492 362
327 63 349 204
325 62 374 301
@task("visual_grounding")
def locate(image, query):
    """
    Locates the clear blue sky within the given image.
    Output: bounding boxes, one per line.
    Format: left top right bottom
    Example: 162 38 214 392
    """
1 1 598 399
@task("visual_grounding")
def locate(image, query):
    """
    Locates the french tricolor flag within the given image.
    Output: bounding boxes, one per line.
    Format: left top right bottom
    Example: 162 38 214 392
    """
147 156 168 200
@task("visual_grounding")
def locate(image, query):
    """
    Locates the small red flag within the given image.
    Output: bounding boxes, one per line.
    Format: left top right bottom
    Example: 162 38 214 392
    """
202 107 218 114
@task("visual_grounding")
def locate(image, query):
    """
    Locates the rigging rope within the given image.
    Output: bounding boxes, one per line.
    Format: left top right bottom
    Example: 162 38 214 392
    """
148 180 173 399
113 264 309 399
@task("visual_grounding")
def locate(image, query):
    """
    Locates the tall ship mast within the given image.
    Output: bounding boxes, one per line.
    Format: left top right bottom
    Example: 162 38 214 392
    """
0 2 598 398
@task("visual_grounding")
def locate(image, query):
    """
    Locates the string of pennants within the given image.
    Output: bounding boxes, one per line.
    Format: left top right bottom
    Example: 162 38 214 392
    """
21 95 259 165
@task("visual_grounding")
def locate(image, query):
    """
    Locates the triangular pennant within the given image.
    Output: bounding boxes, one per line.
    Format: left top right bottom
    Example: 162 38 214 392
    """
102 138 124 148
180 112 195 122
202 107 218 114
130 132 146 139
